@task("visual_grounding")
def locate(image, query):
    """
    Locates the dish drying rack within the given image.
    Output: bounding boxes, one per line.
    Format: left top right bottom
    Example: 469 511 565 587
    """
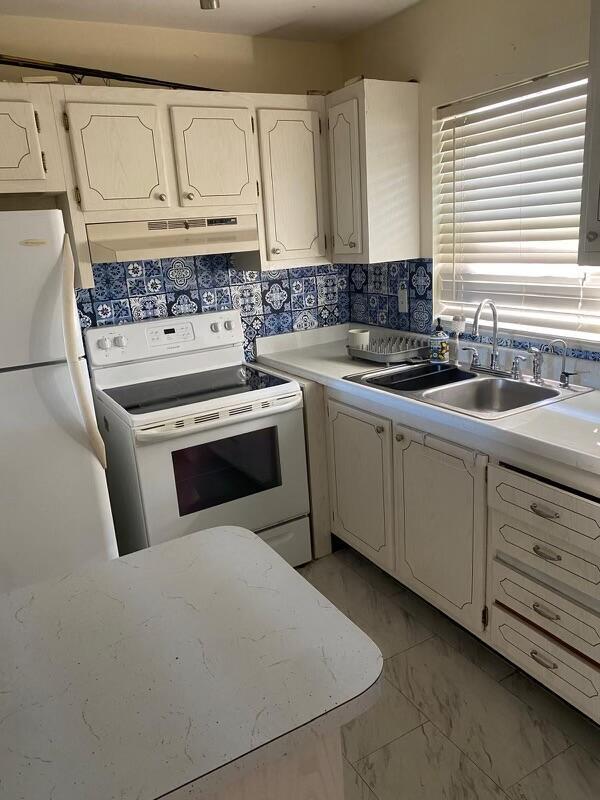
347 333 430 365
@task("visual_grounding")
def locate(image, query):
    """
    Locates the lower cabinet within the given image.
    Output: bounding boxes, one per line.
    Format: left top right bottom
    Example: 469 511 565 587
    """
394 427 488 632
326 400 394 571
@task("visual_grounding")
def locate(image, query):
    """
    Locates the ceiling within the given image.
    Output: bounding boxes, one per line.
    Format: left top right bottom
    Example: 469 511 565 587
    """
0 0 420 42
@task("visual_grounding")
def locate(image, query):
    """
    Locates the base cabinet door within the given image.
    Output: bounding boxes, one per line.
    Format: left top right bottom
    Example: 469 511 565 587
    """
258 108 327 263
328 98 362 256
327 400 394 571
66 102 170 211
394 428 488 632
170 106 256 207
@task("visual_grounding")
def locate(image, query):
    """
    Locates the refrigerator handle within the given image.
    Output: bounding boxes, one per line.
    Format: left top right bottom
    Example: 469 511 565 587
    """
61 233 108 470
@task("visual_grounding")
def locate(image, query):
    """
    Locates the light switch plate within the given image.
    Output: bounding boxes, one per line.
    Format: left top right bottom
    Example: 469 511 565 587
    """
398 279 409 313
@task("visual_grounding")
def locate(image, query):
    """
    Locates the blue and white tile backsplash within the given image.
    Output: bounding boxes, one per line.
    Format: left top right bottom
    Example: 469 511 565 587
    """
76 254 434 360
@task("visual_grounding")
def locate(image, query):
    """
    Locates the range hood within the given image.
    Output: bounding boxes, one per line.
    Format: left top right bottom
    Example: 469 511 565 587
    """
86 214 259 263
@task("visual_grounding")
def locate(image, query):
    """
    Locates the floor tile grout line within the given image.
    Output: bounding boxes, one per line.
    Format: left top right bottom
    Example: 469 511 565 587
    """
346 755 385 800
503 742 577 793
349 716 428 766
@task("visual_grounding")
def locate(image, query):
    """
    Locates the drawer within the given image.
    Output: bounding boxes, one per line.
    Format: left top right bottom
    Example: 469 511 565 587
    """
492 559 600 664
488 465 600 553
490 510 600 599
491 604 600 724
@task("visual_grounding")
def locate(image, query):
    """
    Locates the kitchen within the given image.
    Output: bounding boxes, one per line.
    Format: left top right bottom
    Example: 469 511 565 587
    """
0 0 599 798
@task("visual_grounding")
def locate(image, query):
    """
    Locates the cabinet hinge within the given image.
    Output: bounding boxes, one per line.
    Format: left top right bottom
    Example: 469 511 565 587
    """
251 116 255 134
62 112 70 131
41 151 48 173
481 606 489 628
34 110 41 133
74 186 81 205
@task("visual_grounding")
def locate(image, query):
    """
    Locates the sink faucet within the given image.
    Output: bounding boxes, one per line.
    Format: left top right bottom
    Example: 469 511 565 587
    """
528 347 544 384
472 299 499 370
548 338 578 388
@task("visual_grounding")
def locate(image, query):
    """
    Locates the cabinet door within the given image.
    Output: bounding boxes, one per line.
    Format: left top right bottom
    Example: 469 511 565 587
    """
0 101 45 181
395 429 488 632
327 400 394 571
170 106 256 207
328 98 362 256
258 109 326 262
580 6 600 263
66 102 169 211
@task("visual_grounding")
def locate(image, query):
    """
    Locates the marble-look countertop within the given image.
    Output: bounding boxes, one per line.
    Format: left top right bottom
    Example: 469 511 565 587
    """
257 337 600 480
0 527 382 800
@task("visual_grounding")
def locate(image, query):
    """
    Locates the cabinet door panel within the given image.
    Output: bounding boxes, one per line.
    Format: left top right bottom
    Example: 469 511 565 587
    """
395 430 487 632
327 400 394 571
170 106 255 207
0 101 45 181
328 98 362 256
66 102 169 211
258 109 326 262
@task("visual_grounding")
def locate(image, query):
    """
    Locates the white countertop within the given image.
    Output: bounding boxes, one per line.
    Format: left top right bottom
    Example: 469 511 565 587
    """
0 527 382 800
258 338 600 480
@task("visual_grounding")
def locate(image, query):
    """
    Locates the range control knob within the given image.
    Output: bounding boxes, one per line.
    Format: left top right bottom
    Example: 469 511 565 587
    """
97 336 112 351
210 322 221 333
224 320 234 331
113 334 128 348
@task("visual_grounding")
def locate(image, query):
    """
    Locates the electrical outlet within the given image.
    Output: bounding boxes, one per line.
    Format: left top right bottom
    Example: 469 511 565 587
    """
398 280 409 313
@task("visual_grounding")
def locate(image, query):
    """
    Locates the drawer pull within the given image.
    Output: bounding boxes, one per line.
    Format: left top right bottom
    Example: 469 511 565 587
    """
532 602 561 622
530 649 558 671
532 544 562 562
530 502 559 521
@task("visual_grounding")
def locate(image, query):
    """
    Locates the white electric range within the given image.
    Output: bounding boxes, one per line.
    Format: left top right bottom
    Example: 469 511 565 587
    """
85 310 312 566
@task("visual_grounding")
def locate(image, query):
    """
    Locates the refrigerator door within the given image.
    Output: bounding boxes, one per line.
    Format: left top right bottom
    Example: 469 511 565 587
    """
0 361 118 594
0 209 81 370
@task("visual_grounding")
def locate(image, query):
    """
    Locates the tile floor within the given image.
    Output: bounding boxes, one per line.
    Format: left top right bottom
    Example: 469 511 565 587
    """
298 547 600 800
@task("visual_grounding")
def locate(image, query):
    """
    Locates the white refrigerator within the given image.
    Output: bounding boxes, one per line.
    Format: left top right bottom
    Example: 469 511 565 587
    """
0 210 118 594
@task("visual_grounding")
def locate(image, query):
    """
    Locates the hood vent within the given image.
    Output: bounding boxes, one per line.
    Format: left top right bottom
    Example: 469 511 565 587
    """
86 214 259 262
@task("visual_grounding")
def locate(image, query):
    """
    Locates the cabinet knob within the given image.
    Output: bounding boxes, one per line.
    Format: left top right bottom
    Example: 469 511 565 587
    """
271 247 281 255
186 192 195 200
375 425 384 434
349 241 357 248
587 230 598 242
158 193 167 202
395 433 404 442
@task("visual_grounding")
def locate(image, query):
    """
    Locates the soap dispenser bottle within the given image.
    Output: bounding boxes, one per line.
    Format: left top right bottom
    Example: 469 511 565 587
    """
430 318 449 362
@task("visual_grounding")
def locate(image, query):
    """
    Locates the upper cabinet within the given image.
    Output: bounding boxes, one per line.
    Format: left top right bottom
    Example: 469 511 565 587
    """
65 102 170 212
170 106 257 207
326 79 420 264
0 85 64 193
579 6 600 263
257 108 327 265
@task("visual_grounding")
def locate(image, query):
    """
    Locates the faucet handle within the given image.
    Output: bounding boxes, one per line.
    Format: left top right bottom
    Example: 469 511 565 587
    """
511 355 527 380
461 346 480 368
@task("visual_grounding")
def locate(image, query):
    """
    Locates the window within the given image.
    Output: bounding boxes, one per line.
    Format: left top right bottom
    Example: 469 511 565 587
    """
434 66 600 344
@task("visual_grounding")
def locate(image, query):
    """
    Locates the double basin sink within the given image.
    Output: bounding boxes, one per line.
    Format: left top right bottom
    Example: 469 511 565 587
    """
344 361 585 419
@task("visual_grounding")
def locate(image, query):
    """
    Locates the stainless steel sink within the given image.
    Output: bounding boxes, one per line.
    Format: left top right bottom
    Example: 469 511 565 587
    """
343 362 592 419
423 377 561 418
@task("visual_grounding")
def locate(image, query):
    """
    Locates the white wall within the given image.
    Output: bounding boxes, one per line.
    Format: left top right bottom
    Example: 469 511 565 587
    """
342 0 591 255
0 14 343 94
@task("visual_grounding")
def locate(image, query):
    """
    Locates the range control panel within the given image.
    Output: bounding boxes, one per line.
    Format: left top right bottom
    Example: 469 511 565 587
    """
85 309 243 366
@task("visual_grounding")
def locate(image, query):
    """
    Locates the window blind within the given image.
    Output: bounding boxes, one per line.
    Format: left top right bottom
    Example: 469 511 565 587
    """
434 67 600 344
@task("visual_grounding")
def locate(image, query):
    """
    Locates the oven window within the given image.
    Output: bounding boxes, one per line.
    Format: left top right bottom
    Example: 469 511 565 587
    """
171 427 282 516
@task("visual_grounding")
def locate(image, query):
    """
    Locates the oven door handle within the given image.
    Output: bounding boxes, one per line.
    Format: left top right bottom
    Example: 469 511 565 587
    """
133 395 303 444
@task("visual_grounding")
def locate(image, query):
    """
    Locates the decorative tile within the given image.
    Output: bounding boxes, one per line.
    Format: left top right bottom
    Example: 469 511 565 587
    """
292 309 318 331
262 278 291 313
231 283 263 317
367 263 389 295
409 259 433 298
162 257 196 291
317 304 340 327
264 312 293 336
77 298 95 329
228 266 260 284
350 265 368 293
130 294 167 321
289 266 316 279
126 259 164 297
387 261 408 294
215 287 232 310
200 289 218 312
316 274 338 305
351 294 369 324
167 291 199 316
409 298 432 333
91 262 127 301
93 299 132 326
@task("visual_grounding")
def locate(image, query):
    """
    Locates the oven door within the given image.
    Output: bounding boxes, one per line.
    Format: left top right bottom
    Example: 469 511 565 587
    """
134 403 310 546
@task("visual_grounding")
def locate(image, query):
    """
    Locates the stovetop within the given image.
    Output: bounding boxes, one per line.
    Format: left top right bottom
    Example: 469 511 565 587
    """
104 365 289 416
